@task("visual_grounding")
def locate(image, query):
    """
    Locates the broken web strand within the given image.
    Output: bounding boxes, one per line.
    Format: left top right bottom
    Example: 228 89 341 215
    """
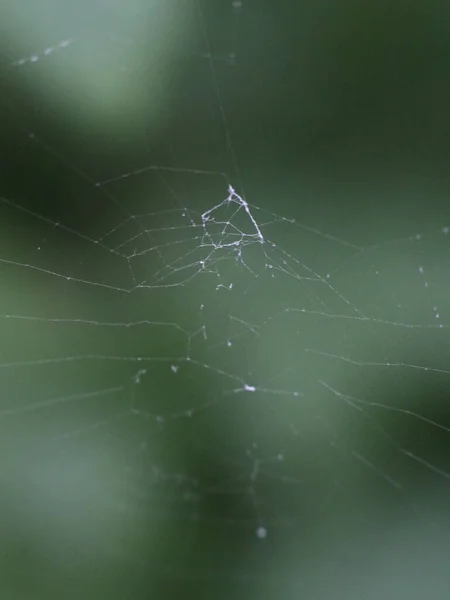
10 37 75 67
195 0 247 200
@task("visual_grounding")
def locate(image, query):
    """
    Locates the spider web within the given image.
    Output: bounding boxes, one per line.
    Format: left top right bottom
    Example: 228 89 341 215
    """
1 1 450 598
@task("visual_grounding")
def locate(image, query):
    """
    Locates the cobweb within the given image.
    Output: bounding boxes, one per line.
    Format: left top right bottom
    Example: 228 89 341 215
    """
2 1 450 597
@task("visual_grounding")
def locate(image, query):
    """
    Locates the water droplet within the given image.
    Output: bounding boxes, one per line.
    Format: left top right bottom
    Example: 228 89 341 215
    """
256 526 267 539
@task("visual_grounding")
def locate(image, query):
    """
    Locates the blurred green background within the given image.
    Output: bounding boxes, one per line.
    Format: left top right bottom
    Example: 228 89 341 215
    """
1 1 450 598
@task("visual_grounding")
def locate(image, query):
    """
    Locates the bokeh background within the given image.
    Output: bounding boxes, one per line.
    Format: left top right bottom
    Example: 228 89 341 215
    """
1 1 450 598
